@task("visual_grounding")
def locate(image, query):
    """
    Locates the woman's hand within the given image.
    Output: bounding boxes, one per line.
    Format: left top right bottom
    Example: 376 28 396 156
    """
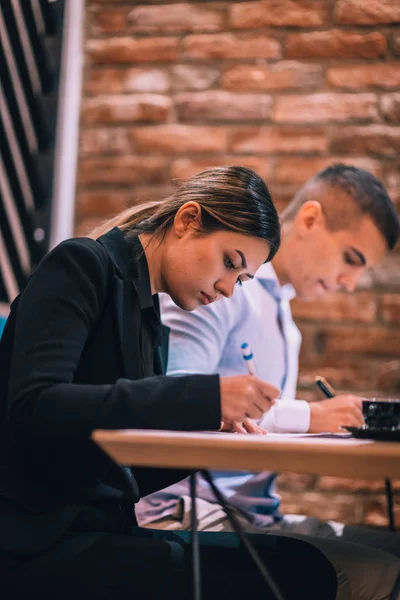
219 418 267 434
219 375 279 425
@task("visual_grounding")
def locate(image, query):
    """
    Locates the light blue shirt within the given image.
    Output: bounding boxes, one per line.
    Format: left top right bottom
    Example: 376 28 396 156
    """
136 263 308 527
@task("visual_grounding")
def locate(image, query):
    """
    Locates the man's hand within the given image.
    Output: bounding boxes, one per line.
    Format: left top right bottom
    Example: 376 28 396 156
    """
220 375 279 424
309 395 364 433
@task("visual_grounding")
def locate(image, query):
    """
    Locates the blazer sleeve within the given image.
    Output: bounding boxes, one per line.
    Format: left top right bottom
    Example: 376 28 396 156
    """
6 239 221 447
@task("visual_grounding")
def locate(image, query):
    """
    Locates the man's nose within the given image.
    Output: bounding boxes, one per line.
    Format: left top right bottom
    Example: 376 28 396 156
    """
338 270 361 293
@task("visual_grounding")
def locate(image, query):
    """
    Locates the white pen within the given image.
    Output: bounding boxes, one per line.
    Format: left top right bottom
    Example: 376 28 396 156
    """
241 342 257 376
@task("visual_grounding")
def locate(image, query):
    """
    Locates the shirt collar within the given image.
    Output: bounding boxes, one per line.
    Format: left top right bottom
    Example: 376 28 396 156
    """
255 262 296 302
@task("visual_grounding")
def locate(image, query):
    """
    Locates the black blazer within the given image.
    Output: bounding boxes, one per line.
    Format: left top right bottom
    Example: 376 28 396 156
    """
0 228 220 555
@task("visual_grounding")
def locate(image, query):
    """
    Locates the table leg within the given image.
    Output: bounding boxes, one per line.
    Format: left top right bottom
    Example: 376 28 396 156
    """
190 472 202 600
201 470 286 600
385 478 396 532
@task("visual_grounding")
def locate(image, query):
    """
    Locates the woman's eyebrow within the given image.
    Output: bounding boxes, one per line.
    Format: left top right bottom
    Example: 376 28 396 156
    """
235 249 247 268
235 250 254 279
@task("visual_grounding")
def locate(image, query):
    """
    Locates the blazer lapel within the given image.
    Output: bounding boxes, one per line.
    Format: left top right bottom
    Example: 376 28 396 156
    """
154 324 170 375
97 229 144 381
114 277 143 381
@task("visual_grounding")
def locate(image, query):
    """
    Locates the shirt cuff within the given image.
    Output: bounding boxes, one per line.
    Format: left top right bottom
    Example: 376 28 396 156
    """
259 400 311 433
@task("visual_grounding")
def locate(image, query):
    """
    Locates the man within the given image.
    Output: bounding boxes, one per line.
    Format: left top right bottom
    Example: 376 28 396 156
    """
136 165 400 600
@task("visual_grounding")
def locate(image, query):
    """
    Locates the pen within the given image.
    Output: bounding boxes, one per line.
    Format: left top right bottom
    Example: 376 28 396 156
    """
241 342 257 376
315 375 336 399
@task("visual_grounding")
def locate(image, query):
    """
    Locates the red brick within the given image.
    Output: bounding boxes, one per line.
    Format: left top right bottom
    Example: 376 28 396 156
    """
296 389 320 403
388 188 400 210
267 184 298 213
84 69 124 95
183 33 281 60
88 0 199 3
79 128 131 156
84 68 170 95
334 0 400 25
170 65 219 92
222 62 322 92
376 359 400 391
384 162 400 192
381 93 400 122
128 3 225 33
279 490 363 524
291 292 377 323
175 91 272 122
85 37 179 64
360 252 400 289
124 68 170 93
381 295 400 322
126 183 177 203
171 156 272 181
273 157 381 185
74 217 104 238
129 125 228 154
318 477 385 492
88 6 130 34
77 185 175 218
285 30 387 59
297 354 387 391
78 156 169 185
77 190 137 218
230 126 327 154
276 473 317 492
315 325 400 356
392 32 400 56
364 497 400 528
330 125 400 158
274 93 378 124
296 324 319 357
88 0 189 3
82 94 171 124
328 64 400 89
230 0 329 29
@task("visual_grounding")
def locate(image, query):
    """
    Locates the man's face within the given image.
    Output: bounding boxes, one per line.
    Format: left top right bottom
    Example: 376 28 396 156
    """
286 201 387 301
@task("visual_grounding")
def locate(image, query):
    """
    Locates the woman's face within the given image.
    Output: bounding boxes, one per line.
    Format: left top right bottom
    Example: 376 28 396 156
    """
161 209 271 311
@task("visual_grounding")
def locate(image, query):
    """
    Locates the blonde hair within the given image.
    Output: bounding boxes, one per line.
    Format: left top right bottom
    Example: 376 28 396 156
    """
89 166 281 261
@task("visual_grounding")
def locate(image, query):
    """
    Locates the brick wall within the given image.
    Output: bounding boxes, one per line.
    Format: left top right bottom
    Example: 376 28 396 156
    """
78 0 400 527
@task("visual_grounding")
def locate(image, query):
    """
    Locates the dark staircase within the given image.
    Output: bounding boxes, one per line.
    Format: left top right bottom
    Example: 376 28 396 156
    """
0 0 65 304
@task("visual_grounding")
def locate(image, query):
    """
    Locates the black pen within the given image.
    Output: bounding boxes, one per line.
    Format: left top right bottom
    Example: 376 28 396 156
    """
315 376 336 399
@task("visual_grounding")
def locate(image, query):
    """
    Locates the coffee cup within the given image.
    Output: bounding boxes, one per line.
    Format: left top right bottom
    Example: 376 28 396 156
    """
362 398 400 430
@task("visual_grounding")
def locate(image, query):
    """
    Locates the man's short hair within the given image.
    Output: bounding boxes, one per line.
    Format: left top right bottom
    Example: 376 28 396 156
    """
282 164 400 250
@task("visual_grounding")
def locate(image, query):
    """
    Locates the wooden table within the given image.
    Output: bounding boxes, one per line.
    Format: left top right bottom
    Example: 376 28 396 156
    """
92 429 399 600
92 429 400 480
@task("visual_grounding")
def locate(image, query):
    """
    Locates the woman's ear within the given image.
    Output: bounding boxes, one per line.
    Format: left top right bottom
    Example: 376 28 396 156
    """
173 202 202 238
294 201 324 236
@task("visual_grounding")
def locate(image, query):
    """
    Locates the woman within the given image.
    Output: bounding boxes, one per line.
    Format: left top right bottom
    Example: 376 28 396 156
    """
0 167 336 599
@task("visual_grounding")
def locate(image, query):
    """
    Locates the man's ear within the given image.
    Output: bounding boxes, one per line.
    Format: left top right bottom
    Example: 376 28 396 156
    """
294 201 324 235
173 202 203 238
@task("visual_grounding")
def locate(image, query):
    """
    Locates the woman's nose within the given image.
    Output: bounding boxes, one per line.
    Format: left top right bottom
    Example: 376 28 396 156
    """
215 277 236 299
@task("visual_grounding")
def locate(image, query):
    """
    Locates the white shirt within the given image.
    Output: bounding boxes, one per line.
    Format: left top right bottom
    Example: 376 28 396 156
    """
136 263 309 527
159 262 308 429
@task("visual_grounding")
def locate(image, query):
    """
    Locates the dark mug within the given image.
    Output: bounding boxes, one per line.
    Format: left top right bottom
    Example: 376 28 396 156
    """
362 398 400 430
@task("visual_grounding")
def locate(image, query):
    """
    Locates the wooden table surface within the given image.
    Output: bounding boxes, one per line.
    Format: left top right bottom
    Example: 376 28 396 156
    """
92 430 400 480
